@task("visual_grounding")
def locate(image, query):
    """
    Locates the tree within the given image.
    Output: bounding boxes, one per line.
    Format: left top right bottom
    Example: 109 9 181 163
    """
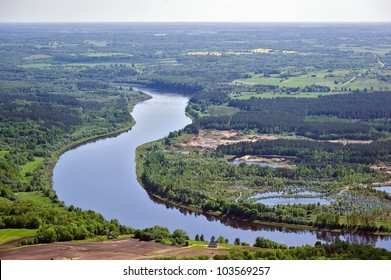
36 225 57 243
195 234 200 241
172 229 189 240
200 234 205 242
234 237 241 245
216 235 226 244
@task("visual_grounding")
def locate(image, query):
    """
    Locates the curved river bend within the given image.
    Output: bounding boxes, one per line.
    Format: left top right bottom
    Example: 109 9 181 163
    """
53 88 391 250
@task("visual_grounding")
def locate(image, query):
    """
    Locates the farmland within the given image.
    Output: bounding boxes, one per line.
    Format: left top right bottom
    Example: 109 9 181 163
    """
1 23 391 259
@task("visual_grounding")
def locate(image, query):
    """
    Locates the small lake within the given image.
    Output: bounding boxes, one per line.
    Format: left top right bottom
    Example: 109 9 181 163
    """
255 197 331 206
377 186 391 194
53 88 391 250
248 190 331 206
249 190 323 199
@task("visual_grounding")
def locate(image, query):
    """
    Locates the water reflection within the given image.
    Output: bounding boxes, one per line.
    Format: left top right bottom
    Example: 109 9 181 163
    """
148 192 390 247
54 88 391 251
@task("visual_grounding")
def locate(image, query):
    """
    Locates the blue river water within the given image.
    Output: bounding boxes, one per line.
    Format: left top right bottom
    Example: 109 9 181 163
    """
53 88 391 250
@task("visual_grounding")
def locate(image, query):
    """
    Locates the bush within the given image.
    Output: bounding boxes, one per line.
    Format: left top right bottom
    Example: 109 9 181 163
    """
36 225 57 243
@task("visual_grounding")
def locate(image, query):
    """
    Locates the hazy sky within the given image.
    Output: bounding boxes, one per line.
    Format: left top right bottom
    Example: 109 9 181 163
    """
0 0 390 22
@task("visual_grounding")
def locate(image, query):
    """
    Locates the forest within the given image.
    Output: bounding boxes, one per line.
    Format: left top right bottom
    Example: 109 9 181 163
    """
138 140 391 232
1 23 391 258
212 240 391 260
194 92 391 140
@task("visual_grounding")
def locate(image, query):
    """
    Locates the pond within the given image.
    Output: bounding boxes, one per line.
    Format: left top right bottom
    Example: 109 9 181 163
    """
231 159 278 168
377 186 391 194
248 190 331 205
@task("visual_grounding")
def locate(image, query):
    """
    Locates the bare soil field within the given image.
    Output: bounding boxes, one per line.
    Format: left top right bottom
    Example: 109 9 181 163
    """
371 166 391 186
177 129 293 150
327 139 372 145
176 129 371 151
235 155 294 168
0 238 228 260
372 166 391 175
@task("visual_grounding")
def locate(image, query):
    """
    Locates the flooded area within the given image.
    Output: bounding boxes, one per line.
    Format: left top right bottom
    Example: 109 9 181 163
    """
231 159 278 168
377 186 391 194
248 190 331 206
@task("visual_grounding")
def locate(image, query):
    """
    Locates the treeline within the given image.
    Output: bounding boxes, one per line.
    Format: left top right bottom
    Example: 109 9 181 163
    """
0 62 145 247
228 92 391 119
214 240 391 260
0 91 126 130
0 93 134 181
77 64 138 80
190 91 229 105
0 199 133 244
198 113 374 139
134 226 190 246
310 92 391 119
195 92 391 140
135 75 205 94
54 54 134 64
216 139 391 165
138 146 390 232
1 102 82 127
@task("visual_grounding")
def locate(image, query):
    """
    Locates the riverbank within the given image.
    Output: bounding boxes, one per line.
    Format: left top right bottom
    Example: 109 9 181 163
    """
136 140 391 237
53 89 390 250
45 91 152 198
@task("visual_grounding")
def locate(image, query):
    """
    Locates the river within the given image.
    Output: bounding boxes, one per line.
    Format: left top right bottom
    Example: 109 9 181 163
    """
53 88 391 250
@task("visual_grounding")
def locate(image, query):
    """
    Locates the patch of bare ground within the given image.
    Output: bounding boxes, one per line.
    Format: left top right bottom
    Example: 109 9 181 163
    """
0 238 228 260
178 129 299 150
372 166 391 175
177 129 371 151
326 139 372 145
371 165 391 186
235 155 294 168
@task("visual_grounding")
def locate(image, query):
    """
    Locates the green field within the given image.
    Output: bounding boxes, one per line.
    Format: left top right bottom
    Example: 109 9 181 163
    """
82 52 132 57
231 91 343 99
207 105 240 116
0 150 9 158
85 40 109 47
20 157 44 183
14 191 57 208
339 45 391 55
235 70 350 87
22 54 53 61
21 157 44 175
20 63 52 69
0 229 37 244
348 78 391 91
67 62 135 67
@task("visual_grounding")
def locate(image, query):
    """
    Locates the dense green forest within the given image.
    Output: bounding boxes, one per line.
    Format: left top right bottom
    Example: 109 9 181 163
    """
138 140 391 232
193 92 391 140
1 23 391 258
213 240 391 260
0 25 152 244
